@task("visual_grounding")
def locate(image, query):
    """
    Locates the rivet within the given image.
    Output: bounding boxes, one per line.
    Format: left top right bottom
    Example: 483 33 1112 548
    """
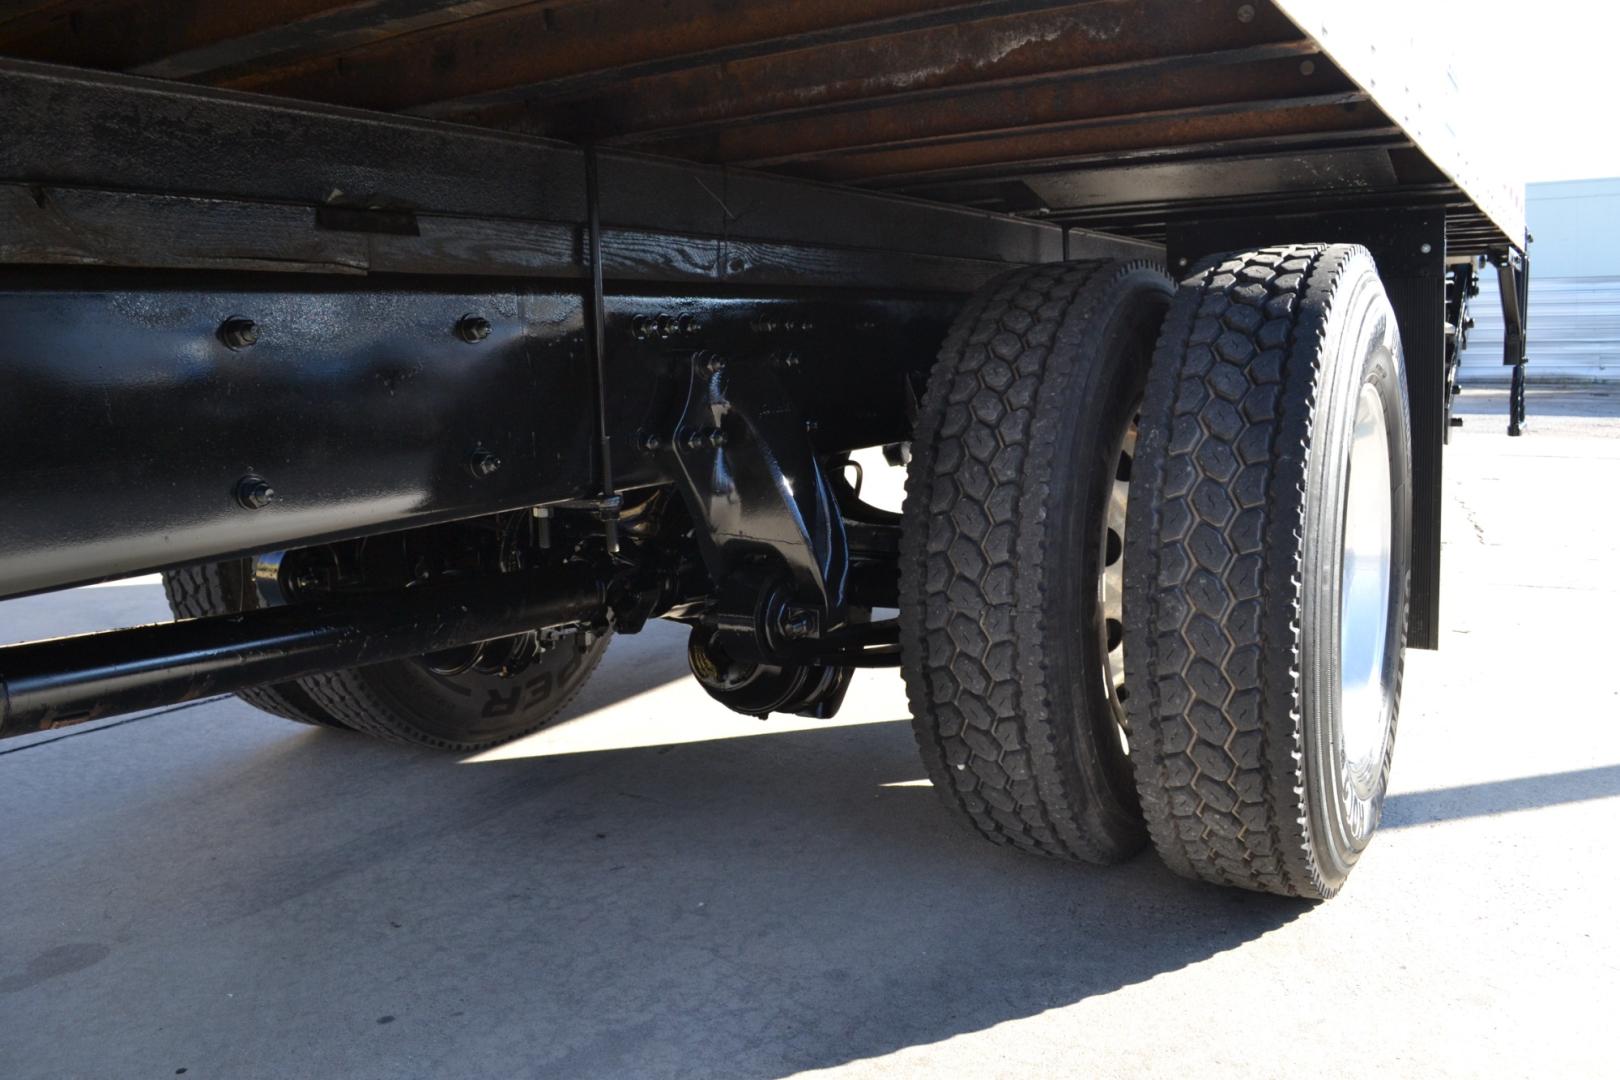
219 317 259 350
234 474 275 510
1236 4 1255 23
1420 242 1434 255
456 315 492 344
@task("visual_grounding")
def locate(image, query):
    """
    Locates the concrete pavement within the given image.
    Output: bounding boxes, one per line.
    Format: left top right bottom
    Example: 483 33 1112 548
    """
1 387 1616 1079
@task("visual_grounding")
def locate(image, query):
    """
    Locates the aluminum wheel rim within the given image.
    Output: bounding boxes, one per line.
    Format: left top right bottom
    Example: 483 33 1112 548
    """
1098 410 1135 749
1339 382 1394 776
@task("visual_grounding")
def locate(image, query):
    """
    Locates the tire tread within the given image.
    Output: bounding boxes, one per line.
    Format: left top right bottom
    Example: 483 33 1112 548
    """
1124 243 1349 897
901 260 1164 864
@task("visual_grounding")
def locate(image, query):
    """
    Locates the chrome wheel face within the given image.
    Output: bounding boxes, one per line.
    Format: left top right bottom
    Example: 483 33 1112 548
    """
1338 382 1394 783
1099 410 1136 748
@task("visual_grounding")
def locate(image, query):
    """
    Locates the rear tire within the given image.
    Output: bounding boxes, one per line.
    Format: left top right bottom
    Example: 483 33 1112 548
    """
1123 244 1412 898
162 562 348 729
899 259 1172 864
162 560 610 751
299 633 609 752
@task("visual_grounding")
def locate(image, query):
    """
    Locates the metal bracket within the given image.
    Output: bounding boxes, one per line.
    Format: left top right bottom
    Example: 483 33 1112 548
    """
584 144 622 550
1491 247 1531 436
662 348 850 652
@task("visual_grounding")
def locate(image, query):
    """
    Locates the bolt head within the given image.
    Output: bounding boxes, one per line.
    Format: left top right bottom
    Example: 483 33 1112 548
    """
219 317 259 350
468 449 502 477
456 315 492 343
1236 4 1256 23
235 475 274 510
781 608 818 640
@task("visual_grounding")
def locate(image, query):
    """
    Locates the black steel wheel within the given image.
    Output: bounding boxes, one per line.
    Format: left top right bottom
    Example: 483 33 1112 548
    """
1123 244 1412 899
899 259 1173 864
162 559 609 750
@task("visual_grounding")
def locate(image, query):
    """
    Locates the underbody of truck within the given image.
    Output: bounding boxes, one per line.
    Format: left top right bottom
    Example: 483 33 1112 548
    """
0 1 1527 898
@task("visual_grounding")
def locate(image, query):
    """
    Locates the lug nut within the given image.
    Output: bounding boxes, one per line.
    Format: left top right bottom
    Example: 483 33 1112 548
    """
781 607 818 640
456 314 492 343
467 449 502 477
219 317 259 350
235 474 275 510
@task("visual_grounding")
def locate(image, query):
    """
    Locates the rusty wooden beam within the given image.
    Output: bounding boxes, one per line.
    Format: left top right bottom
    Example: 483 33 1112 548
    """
0 1 360 68
0 1 540 79
141 1 546 80
211 0 1081 111
438 0 1306 136
788 95 1383 183
632 47 1340 168
0 1 68 26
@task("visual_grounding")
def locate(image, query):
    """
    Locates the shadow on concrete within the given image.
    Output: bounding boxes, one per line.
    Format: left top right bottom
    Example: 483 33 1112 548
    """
1 656 1307 1077
1383 764 1620 828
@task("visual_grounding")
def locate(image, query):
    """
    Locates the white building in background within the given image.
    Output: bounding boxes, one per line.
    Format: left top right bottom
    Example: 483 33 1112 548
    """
1462 177 1620 383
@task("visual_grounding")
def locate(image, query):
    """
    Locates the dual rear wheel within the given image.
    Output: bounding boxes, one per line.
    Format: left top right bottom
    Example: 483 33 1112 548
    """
900 246 1412 899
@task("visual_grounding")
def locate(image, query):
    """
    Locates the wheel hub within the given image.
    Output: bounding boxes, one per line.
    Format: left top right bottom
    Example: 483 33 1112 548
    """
1098 409 1136 748
1339 382 1395 781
